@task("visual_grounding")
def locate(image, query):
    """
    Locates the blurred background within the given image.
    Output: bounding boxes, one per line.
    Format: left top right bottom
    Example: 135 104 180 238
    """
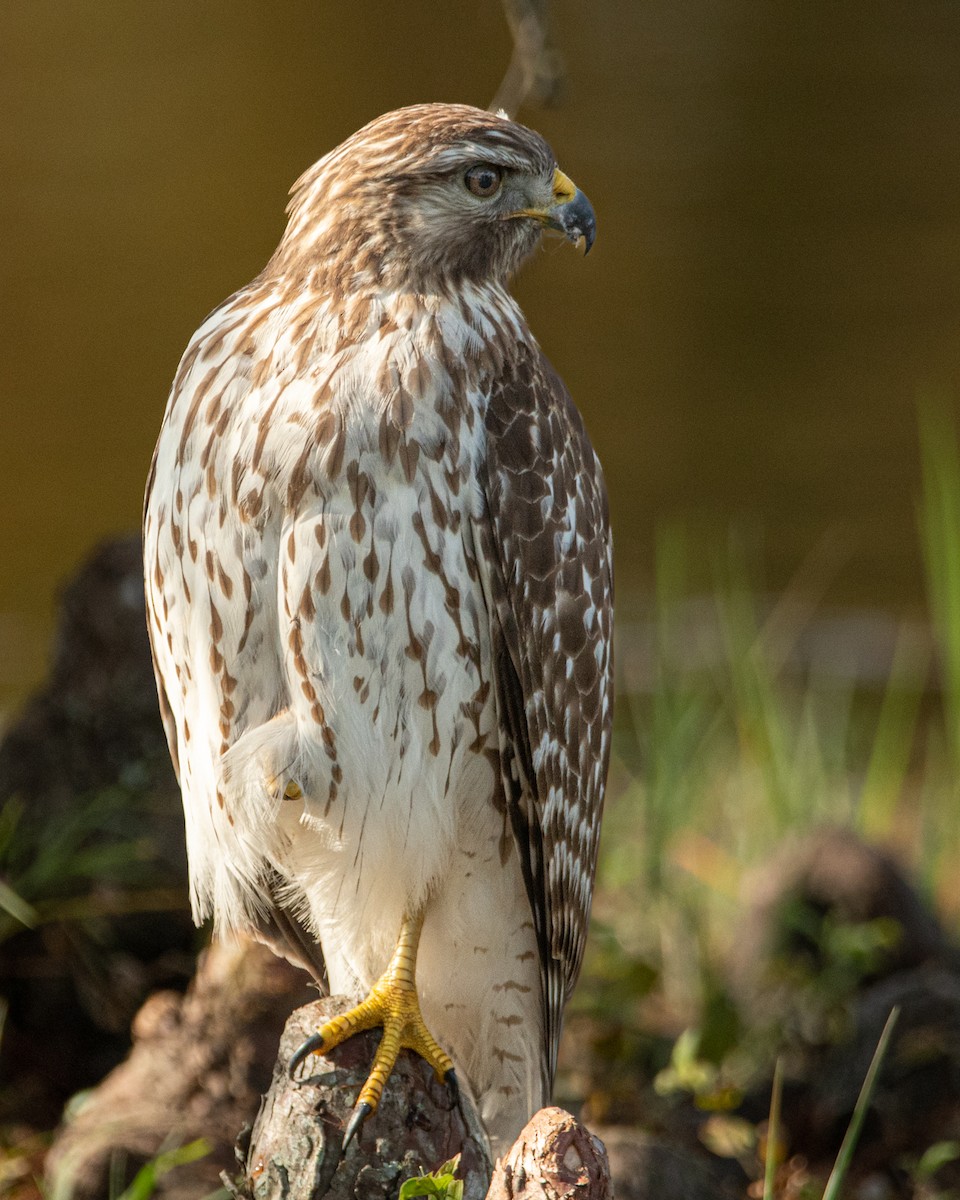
4 0 960 707
5 3 960 1196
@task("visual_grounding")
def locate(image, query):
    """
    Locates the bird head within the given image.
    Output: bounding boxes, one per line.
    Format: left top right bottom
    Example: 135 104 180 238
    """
276 103 596 292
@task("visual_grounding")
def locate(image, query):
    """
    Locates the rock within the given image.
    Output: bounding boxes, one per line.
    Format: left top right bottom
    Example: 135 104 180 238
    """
812 965 960 1155
732 826 957 1021
0 536 177 810
731 827 960 1180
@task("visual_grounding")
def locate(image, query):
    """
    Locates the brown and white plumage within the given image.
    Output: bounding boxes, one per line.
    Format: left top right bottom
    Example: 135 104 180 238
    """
143 103 613 1149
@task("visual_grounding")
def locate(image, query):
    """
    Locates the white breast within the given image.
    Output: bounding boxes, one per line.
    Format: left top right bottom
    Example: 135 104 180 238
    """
217 320 498 990
146 283 546 1150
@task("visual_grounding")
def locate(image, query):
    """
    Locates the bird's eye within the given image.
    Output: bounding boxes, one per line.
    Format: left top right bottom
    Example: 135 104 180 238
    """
464 164 503 198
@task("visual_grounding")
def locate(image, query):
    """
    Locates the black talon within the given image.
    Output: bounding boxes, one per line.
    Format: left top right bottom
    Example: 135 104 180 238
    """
342 1101 373 1150
288 1032 326 1078
444 1068 459 1101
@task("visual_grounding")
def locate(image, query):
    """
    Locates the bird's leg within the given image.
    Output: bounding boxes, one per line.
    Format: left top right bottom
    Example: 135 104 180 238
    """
289 908 457 1147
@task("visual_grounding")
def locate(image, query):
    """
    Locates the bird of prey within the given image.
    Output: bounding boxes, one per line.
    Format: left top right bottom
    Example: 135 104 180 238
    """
143 103 613 1152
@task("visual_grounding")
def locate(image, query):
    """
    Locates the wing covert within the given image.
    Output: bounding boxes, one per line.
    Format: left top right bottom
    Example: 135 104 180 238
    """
477 344 614 1083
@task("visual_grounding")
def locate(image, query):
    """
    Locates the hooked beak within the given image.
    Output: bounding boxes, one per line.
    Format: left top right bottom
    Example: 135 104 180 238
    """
509 167 597 254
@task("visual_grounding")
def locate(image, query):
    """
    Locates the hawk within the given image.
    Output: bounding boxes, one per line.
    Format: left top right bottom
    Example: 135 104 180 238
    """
143 103 613 1152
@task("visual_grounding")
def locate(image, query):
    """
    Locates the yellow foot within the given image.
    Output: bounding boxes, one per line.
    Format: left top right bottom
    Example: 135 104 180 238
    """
288 910 457 1148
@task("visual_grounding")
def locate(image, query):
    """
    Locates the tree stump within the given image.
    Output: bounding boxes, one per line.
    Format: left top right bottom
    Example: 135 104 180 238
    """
234 1001 613 1200
45 950 611 1200
235 997 492 1200
486 1109 612 1200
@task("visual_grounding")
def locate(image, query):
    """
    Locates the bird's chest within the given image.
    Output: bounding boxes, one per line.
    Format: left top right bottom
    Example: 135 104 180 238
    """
274 369 498 825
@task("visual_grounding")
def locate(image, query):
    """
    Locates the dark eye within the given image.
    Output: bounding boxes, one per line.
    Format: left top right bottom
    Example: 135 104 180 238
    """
464 164 503 198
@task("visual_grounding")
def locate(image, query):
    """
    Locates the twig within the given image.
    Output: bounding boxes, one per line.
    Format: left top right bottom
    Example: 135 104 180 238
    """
490 0 565 117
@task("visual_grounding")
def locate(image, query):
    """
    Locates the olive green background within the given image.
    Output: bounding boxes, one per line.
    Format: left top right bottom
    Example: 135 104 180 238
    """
3 1 960 705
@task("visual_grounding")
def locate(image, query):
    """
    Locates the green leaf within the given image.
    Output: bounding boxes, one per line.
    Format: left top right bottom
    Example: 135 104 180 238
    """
699 1114 756 1159
914 1141 960 1182
398 1155 463 1200
398 1176 462 1200
763 1059 784 1200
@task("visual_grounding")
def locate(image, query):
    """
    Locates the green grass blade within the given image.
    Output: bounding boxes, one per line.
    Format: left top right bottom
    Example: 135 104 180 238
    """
715 546 795 835
0 877 39 930
113 1140 211 1200
821 1006 900 1200
918 400 960 774
628 524 717 898
859 623 929 842
763 1058 784 1200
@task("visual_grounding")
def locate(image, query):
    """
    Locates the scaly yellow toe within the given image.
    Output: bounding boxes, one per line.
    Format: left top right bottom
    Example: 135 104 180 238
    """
288 909 455 1137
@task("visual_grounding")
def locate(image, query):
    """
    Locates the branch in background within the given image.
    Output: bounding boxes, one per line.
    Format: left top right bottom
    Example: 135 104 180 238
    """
491 0 565 117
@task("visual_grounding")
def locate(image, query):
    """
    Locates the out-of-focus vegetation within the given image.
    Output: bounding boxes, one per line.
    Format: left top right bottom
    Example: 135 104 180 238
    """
0 787 184 948
90 1139 215 1200
3 407 960 1197
560 402 960 1195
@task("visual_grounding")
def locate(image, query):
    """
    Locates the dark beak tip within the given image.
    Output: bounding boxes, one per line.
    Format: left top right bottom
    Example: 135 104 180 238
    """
562 189 596 256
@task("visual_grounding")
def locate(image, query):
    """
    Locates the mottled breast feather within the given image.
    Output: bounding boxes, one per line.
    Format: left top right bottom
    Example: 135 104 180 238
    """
477 343 614 1083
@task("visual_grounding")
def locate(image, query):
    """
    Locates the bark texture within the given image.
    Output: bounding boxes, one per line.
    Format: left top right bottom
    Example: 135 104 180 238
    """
486 1108 612 1200
232 1000 615 1200
234 997 492 1200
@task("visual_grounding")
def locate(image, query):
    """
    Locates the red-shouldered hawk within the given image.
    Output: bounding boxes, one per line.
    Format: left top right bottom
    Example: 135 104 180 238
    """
143 103 613 1153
